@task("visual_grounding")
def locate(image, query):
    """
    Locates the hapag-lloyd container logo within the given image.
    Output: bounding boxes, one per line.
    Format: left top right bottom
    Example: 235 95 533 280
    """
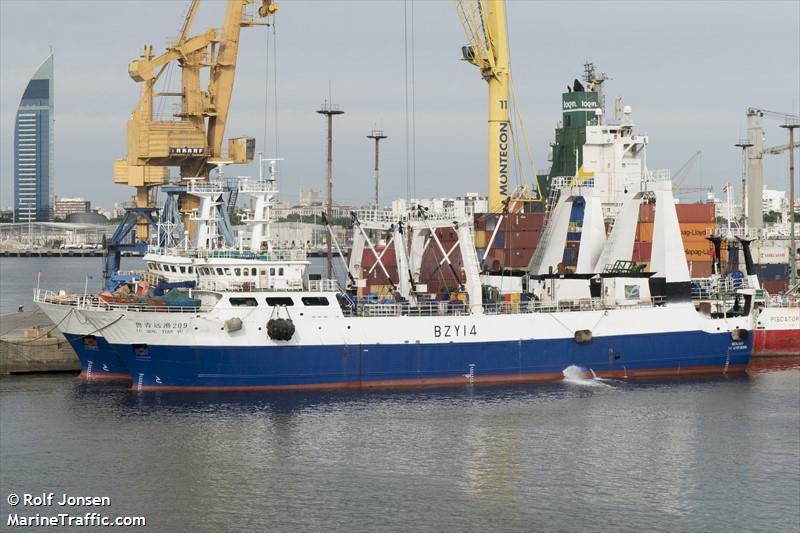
563 99 598 110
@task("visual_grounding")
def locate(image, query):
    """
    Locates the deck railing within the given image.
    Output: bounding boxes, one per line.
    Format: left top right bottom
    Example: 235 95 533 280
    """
33 289 206 313
146 246 307 262
345 296 667 318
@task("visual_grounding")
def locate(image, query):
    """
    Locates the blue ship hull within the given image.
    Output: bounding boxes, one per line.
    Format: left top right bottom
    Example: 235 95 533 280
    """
114 330 751 391
64 333 131 382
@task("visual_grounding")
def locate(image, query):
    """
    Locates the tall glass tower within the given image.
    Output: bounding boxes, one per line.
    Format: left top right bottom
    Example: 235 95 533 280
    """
14 53 54 222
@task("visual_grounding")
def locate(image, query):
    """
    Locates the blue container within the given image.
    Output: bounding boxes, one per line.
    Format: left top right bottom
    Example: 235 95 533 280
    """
562 248 579 265
757 263 789 281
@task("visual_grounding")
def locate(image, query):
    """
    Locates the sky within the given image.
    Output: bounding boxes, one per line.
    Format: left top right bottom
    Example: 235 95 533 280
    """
1 0 798 211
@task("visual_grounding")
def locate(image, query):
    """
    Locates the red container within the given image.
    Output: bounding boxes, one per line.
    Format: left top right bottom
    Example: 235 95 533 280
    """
507 231 538 249
434 228 458 244
638 203 714 224
509 213 546 231
632 241 652 262
762 279 789 295
639 204 656 223
676 203 715 223
507 249 534 268
360 246 397 270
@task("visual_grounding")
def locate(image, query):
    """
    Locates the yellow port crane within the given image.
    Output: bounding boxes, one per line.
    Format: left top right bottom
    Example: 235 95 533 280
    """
455 0 511 213
455 0 541 213
114 0 279 239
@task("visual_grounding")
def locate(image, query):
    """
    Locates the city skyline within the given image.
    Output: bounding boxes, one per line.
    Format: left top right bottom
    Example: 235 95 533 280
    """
1 1 798 212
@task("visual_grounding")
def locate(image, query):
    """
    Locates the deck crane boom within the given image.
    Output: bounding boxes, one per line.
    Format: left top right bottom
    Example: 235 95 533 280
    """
455 0 511 213
114 0 278 240
671 150 710 197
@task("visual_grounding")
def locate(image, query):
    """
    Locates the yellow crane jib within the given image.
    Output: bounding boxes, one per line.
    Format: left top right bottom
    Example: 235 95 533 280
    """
114 0 277 240
455 0 511 213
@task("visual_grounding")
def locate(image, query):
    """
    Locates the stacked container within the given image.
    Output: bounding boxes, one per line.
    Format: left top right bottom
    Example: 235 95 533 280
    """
636 203 715 277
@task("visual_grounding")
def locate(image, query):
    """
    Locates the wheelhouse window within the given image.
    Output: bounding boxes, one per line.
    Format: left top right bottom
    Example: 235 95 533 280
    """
216 268 224 275
234 268 241 276
278 267 284 276
301 296 329 306
179 266 186 273
230 297 258 307
266 297 294 306
269 267 276 276
251 268 257 276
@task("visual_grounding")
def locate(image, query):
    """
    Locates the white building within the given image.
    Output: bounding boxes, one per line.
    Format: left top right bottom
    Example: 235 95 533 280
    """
762 189 786 214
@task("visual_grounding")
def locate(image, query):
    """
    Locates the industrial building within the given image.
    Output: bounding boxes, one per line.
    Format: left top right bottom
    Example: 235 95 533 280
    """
53 197 91 221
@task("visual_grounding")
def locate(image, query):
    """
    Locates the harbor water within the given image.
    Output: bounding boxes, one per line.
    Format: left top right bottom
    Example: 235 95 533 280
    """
1 368 798 532
1 258 799 532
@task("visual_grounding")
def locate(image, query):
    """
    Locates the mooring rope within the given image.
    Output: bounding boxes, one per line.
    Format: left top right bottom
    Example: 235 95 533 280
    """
0 308 75 346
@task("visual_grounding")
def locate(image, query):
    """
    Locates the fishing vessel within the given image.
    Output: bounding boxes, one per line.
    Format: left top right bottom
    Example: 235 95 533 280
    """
34 2 761 388
43 163 303 381
36 173 755 390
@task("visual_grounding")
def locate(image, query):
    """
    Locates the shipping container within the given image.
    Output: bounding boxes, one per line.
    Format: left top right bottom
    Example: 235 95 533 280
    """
637 222 653 242
676 203 715 223
756 245 790 265
761 279 789 295
757 263 789 281
563 248 579 265
474 230 487 249
679 223 714 240
632 241 652 262
509 213 546 231
639 204 656 223
491 231 505 249
359 246 397 270
638 203 714 224
690 261 713 278
683 241 714 260
507 231 538 249
507 249 534 268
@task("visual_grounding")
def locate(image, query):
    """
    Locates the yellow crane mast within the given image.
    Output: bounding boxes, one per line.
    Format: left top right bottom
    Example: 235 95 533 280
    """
455 0 510 213
114 0 278 239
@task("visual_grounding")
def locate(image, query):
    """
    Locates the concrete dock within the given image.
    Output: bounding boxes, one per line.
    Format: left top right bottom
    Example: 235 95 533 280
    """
0 310 80 375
